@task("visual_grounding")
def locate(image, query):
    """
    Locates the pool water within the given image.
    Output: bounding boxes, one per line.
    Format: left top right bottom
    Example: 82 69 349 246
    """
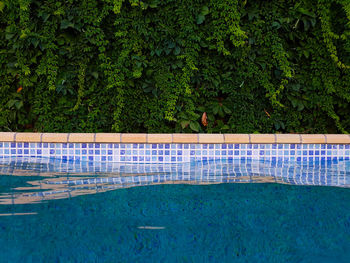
0 157 349 262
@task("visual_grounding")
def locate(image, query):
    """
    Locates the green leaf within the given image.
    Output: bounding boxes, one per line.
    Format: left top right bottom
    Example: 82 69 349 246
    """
0 1 5 12
155 49 162 56
180 120 190 129
189 121 200 132
274 122 280 130
212 104 219 115
297 102 304 111
272 21 281 29
218 107 225 118
297 8 315 18
207 114 215 121
15 101 23 110
165 48 171 55
302 19 310 31
7 99 16 108
174 46 181 55
149 0 159 8
201 6 209 16
57 38 65 45
197 14 205 25
60 20 74 29
31 38 40 48
5 33 14 40
310 18 316 27
91 72 99 79
168 42 175 49
223 105 232 114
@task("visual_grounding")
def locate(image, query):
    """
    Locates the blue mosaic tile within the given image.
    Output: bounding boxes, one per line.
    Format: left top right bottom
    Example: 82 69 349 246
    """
0 142 349 164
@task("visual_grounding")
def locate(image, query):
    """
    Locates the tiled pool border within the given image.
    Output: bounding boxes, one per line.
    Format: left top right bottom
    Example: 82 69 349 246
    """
1 133 350 144
0 133 350 163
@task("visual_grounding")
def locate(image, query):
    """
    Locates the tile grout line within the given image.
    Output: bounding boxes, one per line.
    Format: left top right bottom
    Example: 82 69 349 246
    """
93 133 96 143
324 134 327 144
67 133 70 143
13 132 17 142
274 134 277 144
248 134 251 144
299 134 302 144
40 133 43 143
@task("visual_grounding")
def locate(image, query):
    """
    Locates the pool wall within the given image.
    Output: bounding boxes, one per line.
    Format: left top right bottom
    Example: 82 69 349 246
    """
0 133 349 163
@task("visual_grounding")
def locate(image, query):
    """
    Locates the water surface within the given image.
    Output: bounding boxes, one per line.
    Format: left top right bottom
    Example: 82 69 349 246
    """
0 158 349 262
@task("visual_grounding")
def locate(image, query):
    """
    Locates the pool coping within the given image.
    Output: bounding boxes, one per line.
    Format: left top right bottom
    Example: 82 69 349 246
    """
1 132 350 144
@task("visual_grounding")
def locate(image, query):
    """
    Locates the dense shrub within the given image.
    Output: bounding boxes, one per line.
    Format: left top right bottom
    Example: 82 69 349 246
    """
0 0 349 133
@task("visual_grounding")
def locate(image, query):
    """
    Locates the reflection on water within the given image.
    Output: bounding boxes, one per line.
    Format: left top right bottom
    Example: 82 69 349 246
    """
0 212 38 216
0 157 349 205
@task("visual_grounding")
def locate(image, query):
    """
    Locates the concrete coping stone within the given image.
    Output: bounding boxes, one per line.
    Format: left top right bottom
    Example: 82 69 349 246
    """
0 133 349 144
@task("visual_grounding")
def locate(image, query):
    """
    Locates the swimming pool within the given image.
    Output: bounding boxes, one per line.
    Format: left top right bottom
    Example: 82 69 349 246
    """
0 156 349 262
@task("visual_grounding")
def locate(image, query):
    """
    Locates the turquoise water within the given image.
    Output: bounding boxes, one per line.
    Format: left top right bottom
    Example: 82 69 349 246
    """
0 158 349 262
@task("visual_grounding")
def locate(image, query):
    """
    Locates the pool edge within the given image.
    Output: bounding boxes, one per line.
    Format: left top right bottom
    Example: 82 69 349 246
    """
1 132 350 144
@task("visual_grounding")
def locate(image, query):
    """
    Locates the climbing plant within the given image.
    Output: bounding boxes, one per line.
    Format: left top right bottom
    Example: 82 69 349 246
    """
0 0 349 133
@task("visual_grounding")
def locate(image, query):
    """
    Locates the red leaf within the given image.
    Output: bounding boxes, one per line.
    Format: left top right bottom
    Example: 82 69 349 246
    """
201 112 208 126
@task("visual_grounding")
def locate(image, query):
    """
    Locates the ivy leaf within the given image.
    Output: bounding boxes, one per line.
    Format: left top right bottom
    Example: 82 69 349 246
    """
248 9 259 21
174 46 181 55
212 104 219 115
302 19 310 31
297 102 304 111
223 105 232 114
189 121 200 132
91 72 99 79
201 6 209 16
61 20 75 29
149 0 159 8
31 38 40 48
165 48 171 55
7 99 17 108
15 101 23 110
272 21 281 29
310 18 316 27
297 8 315 18
180 120 190 129
57 38 65 45
5 33 14 40
168 42 175 49
197 14 205 25
38 12 50 22
197 5 209 24
155 49 162 56
0 1 5 12
274 122 280 130
290 98 297 108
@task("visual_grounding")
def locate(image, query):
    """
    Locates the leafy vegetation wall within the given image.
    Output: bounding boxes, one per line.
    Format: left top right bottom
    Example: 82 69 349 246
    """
1 0 350 133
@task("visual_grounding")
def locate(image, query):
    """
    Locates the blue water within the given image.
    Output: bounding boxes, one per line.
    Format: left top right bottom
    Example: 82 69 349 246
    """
0 157 349 262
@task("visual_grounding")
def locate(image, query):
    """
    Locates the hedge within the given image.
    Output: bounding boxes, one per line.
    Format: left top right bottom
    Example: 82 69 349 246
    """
0 0 349 133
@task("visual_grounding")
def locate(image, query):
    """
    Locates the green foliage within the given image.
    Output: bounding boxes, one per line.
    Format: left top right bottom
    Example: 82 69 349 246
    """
0 0 349 133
